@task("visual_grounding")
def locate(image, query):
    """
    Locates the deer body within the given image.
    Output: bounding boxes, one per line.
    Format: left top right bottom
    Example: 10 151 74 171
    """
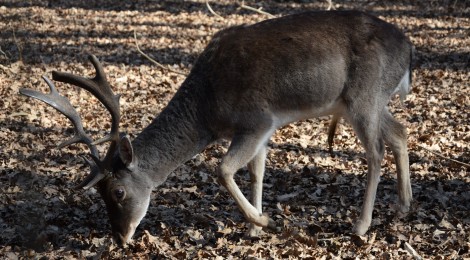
21 10 412 245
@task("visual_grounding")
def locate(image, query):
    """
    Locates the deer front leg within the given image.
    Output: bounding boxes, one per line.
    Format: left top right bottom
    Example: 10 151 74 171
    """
353 148 383 235
217 130 278 232
246 146 267 237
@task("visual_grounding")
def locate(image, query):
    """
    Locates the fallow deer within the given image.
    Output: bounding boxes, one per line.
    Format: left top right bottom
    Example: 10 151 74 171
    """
21 10 413 245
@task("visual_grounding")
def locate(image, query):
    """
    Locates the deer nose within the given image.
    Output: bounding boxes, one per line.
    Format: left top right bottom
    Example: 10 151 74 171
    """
112 226 136 246
113 232 126 246
111 219 139 245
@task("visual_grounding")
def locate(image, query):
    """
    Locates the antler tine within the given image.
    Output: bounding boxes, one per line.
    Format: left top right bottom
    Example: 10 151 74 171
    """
51 55 121 147
74 155 106 190
19 76 99 157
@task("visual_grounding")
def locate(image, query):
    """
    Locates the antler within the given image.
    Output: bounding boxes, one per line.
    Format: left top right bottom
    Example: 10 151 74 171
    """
20 76 98 155
52 55 121 148
19 55 121 189
52 55 121 173
19 75 104 189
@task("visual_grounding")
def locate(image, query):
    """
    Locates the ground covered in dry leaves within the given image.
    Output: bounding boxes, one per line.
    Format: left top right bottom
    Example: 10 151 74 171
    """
1 0 469 258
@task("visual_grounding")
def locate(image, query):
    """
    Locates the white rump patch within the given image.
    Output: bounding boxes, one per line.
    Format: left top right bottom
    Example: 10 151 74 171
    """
394 70 411 103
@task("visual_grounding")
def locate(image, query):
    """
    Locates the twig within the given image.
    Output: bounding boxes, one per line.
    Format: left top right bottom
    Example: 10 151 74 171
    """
317 238 337 242
326 0 334 10
0 64 13 73
326 0 333 11
404 242 422 260
206 1 223 19
416 144 470 168
364 232 376 253
240 1 276 19
12 28 23 63
207 1 277 20
133 30 187 76
0 46 8 59
437 236 451 249
10 112 30 117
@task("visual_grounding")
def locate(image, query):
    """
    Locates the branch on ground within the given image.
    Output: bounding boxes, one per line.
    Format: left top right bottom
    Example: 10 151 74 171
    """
206 1 223 19
326 0 334 10
12 28 23 63
133 31 187 76
416 144 470 168
240 1 276 19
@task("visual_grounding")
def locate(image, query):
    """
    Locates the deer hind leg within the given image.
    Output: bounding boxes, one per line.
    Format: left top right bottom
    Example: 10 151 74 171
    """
327 114 340 154
246 146 267 237
347 110 385 235
381 110 412 214
217 127 278 232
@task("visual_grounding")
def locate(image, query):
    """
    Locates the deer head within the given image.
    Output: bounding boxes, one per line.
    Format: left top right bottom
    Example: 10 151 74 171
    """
20 55 151 244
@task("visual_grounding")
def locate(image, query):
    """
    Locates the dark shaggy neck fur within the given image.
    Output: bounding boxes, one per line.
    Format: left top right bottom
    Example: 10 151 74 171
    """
132 66 216 185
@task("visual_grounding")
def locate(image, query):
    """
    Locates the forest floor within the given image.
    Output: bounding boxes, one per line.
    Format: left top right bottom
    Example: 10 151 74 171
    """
1 0 469 258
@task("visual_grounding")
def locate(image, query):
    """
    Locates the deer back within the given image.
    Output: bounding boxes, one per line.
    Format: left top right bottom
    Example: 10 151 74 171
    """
194 11 411 133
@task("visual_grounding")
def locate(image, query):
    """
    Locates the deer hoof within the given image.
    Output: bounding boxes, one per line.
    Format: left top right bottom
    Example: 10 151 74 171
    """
265 218 282 233
246 224 263 237
352 219 370 236
396 204 410 218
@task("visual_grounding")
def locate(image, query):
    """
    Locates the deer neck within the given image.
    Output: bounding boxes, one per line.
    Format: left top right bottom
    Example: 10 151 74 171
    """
132 73 214 186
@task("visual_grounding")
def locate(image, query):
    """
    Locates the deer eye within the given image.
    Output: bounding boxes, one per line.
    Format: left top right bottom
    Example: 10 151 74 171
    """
114 187 126 201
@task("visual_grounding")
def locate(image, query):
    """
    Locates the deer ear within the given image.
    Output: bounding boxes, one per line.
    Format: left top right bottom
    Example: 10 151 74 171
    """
119 135 135 168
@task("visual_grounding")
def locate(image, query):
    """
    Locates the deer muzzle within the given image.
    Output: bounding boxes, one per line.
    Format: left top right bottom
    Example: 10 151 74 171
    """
112 221 138 245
